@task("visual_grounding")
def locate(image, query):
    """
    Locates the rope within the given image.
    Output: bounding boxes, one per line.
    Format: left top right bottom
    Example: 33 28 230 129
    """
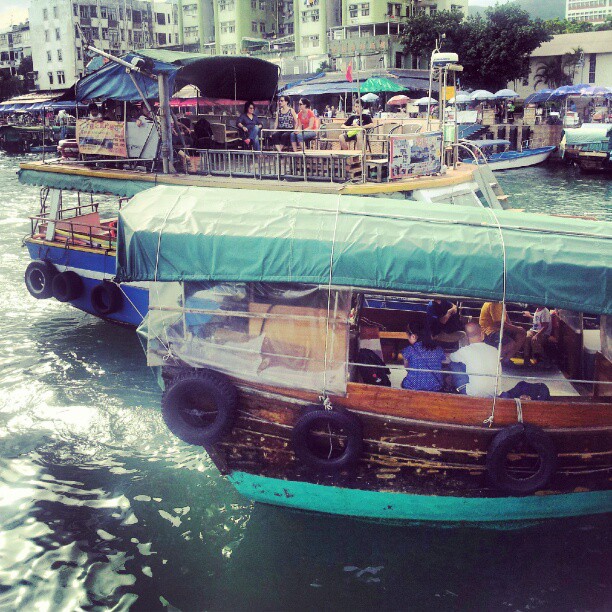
321 192 342 399
515 397 523 423
478 194 509 428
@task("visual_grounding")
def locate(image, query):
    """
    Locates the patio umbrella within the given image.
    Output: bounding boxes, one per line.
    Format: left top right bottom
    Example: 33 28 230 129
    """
448 93 471 104
495 88 519 98
414 96 436 105
470 90 496 100
549 84 590 98
524 89 553 104
387 95 410 105
360 92 379 103
580 85 612 97
360 77 404 93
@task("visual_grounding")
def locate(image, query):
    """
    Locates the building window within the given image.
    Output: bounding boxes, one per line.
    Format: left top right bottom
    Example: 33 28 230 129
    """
429 6 437 15
48 71 53 84
102 28 108 39
252 21 258 32
53 6 58 18
55 28 61 40
46 50 52 61
74 25 79 38
43 8 48 20
588 54 596 82
221 21 236 33
57 70 65 84
361 3 369 16
80 5 88 18
349 4 358 17
387 3 401 16
260 22 266 32
156 13 166 25
259 0 266 8
45 30 49 42
90 6 97 17
73 3 78 16
157 33 167 45
251 0 257 8
101 6 107 18
57 49 63 61
77 47 81 59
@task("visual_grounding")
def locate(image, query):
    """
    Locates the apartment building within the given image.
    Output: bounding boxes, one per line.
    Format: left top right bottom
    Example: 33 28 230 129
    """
29 0 179 91
0 22 32 76
566 0 612 24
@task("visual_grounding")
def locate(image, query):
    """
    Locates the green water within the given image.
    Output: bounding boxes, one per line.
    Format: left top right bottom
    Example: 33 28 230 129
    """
0 154 610 610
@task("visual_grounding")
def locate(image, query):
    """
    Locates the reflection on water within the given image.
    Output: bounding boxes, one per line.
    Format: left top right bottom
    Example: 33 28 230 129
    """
1 153 610 609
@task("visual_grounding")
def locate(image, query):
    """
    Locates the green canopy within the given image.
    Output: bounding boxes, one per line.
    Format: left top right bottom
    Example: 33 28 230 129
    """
115 186 612 315
564 124 612 146
360 77 405 94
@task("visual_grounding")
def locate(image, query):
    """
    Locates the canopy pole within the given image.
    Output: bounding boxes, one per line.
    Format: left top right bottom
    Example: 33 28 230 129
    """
158 73 173 174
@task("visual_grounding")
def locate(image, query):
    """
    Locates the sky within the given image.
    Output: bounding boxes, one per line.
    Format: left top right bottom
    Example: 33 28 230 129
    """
0 0 30 30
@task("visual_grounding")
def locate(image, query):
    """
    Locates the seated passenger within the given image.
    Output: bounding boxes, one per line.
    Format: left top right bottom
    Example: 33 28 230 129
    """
449 323 500 397
237 100 263 151
339 100 373 150
426 299 467 347
87 102 103 121
479 301 527 364
291 97 317 152
270 95 297 152
522 306 553 367
401 321 446 392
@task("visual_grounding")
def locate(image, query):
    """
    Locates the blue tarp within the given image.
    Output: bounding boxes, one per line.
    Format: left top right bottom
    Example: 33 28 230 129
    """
524 89 553 104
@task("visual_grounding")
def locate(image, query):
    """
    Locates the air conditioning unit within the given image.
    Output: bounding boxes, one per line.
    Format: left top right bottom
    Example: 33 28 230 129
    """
432 52 458 67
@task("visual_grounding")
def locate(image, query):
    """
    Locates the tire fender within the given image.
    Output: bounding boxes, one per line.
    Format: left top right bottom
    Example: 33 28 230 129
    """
25 260 58 299
292 409 363 472
91 281 122 316
486 423 557 495
52 271 83 302
162 369 238 445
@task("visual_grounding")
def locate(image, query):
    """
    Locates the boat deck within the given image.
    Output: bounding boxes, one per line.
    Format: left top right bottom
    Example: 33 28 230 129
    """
19 157 481 196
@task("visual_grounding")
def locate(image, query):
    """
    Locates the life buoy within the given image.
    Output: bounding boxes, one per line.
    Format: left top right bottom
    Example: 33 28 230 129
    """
52 271 83 302
107 220 117 240
91 281 122 316
24 260 57 299
292 409 363 472
486 423 557 495
161 369 238 445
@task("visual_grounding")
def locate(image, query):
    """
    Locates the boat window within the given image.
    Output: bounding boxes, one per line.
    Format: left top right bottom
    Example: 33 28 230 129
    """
145 281 352 394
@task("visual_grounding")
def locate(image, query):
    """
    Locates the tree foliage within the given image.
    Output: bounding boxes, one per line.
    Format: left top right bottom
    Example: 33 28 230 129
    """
533 56 571 88
401 4 552 91
544 16 612 33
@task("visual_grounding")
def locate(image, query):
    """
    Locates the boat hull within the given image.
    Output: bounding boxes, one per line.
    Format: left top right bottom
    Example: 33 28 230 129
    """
183 377 612 523
227 471 612 523
464 147 556 171
25 239 147 326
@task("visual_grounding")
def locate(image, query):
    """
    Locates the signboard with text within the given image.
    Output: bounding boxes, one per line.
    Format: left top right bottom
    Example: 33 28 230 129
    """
76 119 128 157
389 131 443 180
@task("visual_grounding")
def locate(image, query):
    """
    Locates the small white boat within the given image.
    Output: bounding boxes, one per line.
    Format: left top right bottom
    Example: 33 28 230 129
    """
461 139 556 171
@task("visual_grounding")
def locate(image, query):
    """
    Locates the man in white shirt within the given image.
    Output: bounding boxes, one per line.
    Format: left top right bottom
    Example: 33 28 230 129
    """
449 322 500 397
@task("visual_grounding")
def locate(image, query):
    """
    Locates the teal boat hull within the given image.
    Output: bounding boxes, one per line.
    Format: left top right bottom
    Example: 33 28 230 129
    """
228 471 612 523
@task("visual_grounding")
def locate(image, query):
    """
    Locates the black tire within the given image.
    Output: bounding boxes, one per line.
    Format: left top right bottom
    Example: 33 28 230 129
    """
24 260 57 299
91 281 122 315
292 409 363 472
161 369 238 445
52 271 83 302
486 423 557 495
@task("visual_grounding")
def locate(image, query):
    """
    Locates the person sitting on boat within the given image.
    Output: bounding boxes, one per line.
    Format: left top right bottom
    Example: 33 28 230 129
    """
237 101 263 151
339 100 373 150
522 306 553 367
449 323 500 397
291 98 317 152
426 299 467 347
479 301 527 365
270 95 297 152
400 321 446 392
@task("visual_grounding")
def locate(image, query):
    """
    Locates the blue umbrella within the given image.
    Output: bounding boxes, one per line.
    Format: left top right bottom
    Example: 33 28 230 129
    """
549 84 590 98
524 89 553 104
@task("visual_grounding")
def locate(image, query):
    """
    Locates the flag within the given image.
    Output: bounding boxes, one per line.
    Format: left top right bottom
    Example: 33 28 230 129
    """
346 62 353 82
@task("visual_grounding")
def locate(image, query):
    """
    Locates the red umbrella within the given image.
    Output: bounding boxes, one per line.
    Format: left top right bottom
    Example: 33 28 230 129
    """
387 95 410 106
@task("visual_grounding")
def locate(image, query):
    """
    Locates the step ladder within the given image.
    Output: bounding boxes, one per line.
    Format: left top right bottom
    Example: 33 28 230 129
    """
473 165 510 210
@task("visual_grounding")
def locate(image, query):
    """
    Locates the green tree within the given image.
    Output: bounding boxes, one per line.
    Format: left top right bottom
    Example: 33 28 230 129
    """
533 56 571 88
0 74 25 101
17 55 33 77
544 18 592 34
401 4 552 91
562 46 584 83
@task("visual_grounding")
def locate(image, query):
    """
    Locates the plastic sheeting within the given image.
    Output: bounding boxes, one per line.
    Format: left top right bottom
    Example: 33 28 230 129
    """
116 185 612 315
145 281 351 394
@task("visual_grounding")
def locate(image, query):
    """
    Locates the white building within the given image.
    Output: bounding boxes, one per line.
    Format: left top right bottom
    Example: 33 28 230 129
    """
0 22 32 76
512 31 612 98
566 0 612 24
29 0 179 91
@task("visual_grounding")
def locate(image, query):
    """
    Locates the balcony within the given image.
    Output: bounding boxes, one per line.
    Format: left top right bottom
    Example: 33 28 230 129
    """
328 21 403 56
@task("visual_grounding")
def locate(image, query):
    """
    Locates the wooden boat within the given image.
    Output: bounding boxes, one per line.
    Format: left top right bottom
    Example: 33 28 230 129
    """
460 139 556 171
113 185 612 523
561 124 612 174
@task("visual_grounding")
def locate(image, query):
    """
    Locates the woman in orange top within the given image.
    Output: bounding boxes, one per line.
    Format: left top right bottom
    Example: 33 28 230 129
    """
290 97 317 152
